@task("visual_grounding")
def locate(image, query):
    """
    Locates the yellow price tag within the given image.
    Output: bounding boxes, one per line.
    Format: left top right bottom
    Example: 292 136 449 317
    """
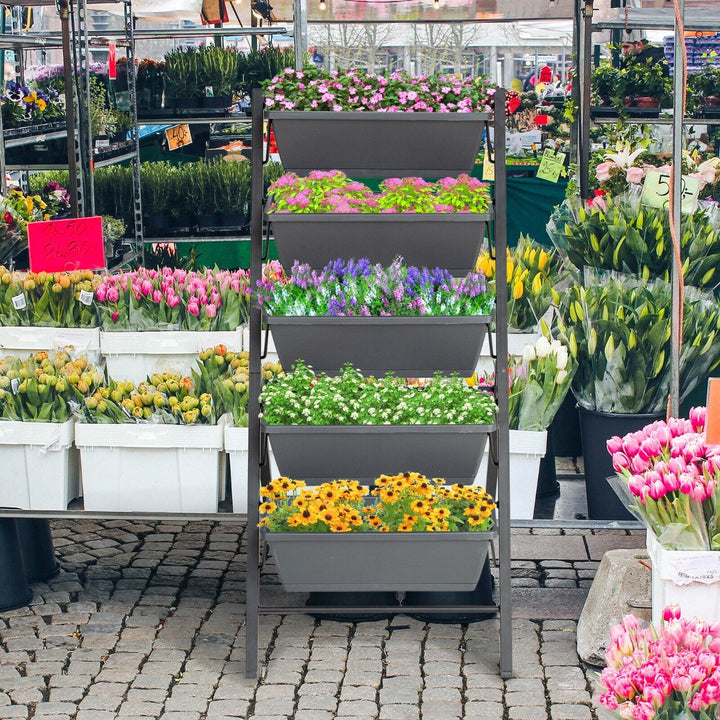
641 169 701 214
482 146 495 181
165 124 192 151
536 149 566 183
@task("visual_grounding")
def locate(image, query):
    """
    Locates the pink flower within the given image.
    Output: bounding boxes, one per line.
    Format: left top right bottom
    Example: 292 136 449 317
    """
111 311 119 323
205 303 217 318
626 166 646 184
596 161 615 183
107 286 119 303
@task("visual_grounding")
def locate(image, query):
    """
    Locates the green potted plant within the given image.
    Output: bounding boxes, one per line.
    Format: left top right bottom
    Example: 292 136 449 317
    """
212 160 251 228
688 64 720 116
260 360 497 486
259 256 494 376
263 67 495 177
190 161 220 229
266 170 493 274
617 61 672 109
163 47 202 109
140 161 173 234
257 473 496 592
590 62 622 108
238 46 294 101
198 46 239 109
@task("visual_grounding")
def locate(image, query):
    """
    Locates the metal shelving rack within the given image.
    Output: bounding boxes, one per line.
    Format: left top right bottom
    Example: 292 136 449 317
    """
244 87 512 680
0 0 145 268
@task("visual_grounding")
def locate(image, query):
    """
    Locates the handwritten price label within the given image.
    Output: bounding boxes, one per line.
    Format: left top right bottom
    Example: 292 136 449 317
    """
536 149 567 183
27 216 106 273
165 124 192 151
482 144 495 182
641 169 701 214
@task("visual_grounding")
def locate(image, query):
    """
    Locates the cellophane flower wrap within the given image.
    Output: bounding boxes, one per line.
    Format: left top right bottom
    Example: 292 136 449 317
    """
94 267 252 331
0 351 103 422
258 473 496 533
260 361 497 426
257 257 494 318
0 269 102 328
263 66 494 113
191 345 283 427
507 332 577 431
267 170 491 214
555 273 720 413
476 234 559 331
599 606 720 720
546 189 720 293
607 406 720 550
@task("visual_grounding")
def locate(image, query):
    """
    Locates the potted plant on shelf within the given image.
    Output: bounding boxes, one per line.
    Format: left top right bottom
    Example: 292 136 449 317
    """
606 407 720 623
238 46 294 104
554 275 720 520
136 58 165 112
257 256 495 377
260 360 497 486
212 160 251 229
163 47 202 110
140 162 173 235
617 61 672 112
688 64 720 117
266 170 493 274
74 361 228 513
258 473 496 592
0 351 100 510
198 46 239 109
590 62 622 112
262 67 495 177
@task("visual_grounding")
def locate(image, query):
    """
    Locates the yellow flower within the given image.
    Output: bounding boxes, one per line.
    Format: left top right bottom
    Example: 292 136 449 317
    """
532 272 543 295
538 249 549 270
259 502 276 515
512 279 524 300
332 522 351 532
398 523 414 532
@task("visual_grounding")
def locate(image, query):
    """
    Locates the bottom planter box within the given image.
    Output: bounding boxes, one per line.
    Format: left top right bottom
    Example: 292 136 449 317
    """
646 530 720 625
0 326 101 364
101 329 243 382
263 423 493 485
0 419 79 510
76 419 226 512
225 425 280 514
264 529 495 592
475 429 547 520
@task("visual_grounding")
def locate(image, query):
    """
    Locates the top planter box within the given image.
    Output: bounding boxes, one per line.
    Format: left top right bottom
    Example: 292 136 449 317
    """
267 111 489 178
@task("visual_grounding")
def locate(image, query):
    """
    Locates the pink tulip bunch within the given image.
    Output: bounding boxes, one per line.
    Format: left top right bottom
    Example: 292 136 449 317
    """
95 267 254 331
599 605 720 720
607 407 720 549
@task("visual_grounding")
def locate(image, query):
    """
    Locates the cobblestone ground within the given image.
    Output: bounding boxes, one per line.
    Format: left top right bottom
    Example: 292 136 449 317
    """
0 520 645 720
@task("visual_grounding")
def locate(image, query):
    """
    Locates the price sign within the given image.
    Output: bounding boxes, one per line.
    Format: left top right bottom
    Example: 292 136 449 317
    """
536 149 566 183
706 378 720 445
641 169 701 214
28 216 106 273
165 124 192 151
482 145 495 181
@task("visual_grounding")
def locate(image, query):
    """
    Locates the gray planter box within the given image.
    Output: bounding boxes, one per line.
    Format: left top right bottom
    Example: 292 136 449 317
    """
265 314 491 376
267 111 489 178
268 212 492 276
262 422 493 485
264 529 494 592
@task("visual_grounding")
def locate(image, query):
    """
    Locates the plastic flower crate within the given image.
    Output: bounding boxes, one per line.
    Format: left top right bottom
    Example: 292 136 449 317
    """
0 326 101 364
475 429 547 520
647 530 720 625
0 419 80 510
76 417 227 513
224 425 280 514
100 328 243 382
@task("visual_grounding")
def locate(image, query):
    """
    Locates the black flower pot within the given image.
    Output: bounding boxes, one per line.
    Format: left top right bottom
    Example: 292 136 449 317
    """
196 213 220 229
578 405 664 521
143 215 171 237
0 519 32 611
218 212 248 229
16 519 59 583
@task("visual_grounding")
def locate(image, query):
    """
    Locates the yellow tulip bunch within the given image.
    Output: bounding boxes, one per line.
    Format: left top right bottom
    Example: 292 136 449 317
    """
476 234 557 331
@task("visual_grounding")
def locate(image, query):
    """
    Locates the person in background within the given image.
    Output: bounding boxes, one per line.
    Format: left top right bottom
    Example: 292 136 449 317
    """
620 29 669 75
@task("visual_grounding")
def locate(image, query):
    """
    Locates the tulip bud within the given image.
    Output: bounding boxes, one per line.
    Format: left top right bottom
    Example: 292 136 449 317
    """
535 336 551 358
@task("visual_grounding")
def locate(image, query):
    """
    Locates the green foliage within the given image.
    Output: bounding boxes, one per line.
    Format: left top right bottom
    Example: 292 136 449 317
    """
198 46 241 98
164 47 202 102
238 46 295 99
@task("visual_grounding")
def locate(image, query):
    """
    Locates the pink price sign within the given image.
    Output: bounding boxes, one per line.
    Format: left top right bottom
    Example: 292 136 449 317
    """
27 216 106 273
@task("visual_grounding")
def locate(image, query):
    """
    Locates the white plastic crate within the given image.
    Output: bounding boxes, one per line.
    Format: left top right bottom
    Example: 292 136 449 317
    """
0 326 101 364
100 328 243 382
647 530 720 625
225 425 280 514
475 428 547 520
76 417 227 513
475 331 542 377
0 419 80 510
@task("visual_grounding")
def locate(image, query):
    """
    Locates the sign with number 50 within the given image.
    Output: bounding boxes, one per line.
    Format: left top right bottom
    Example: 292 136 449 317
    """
641 169 701 214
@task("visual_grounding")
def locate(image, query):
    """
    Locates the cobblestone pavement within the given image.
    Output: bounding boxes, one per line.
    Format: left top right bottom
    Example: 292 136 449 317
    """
0 520 646 720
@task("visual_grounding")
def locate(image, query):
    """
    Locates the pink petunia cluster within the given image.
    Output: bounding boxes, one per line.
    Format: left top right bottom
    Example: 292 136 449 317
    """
599 606 720 720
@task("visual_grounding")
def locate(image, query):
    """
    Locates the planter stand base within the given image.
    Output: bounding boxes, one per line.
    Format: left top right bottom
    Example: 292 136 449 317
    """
305 591 400 622
17 519 60 583
0 519 32 611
